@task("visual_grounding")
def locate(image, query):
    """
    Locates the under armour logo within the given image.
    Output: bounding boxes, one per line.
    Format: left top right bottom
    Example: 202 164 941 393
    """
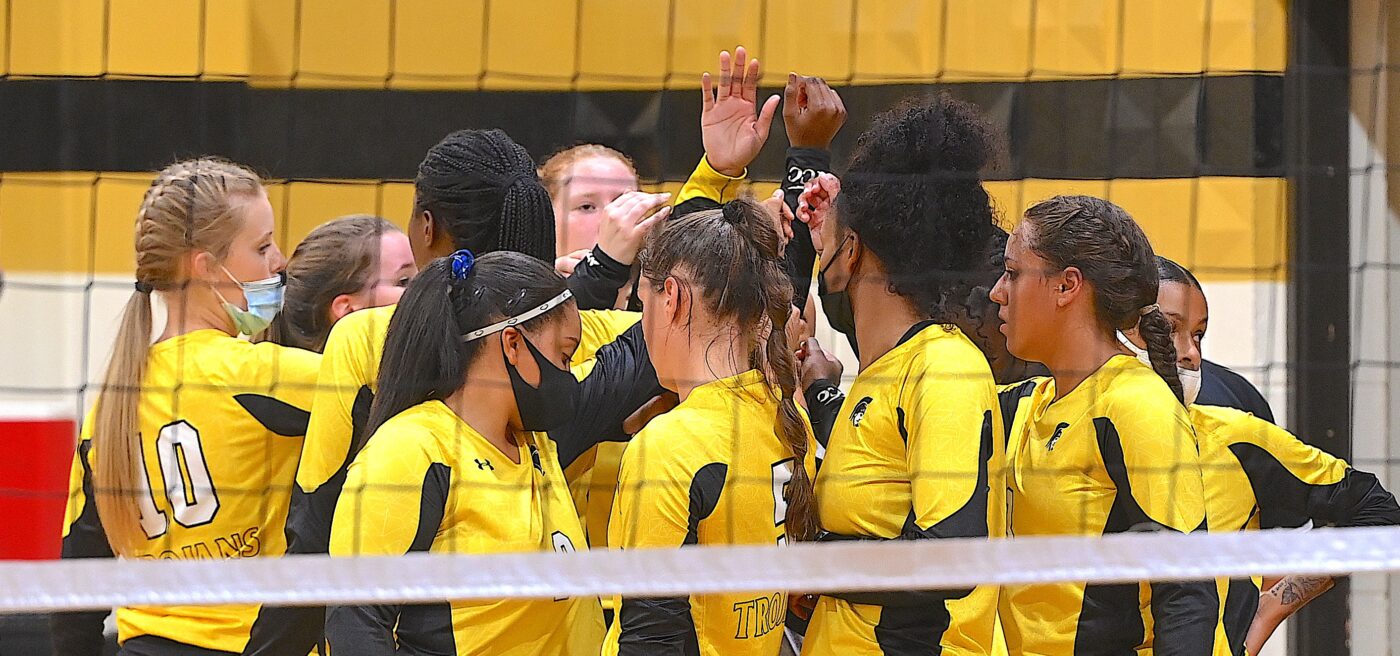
475 458 494 471
1047 422 1070 451
815 387 840 404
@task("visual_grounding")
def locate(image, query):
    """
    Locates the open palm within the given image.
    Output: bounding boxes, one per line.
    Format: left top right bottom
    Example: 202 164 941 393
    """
701 46 780 177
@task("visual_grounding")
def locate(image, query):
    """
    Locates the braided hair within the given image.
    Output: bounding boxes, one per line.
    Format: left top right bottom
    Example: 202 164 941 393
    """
1021 195 1185 402
639 199 818 543
96 157 263 553
414 129 555 262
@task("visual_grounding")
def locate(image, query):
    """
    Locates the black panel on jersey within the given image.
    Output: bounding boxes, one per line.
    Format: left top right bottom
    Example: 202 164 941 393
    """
234 394 311 437
324 464 454 656
1220 577 1257 656
902 411 993 541
874 605 950 656
997 380 1037 443
617 463 727 655
117 635 237 655
683 463 728 546
349 385 375 457
51 441 114 656
817 412 992 618
1079 418 1217 656
1230 444 1400 529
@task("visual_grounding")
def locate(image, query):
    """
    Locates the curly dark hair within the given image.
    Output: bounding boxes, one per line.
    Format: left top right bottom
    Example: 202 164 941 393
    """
835 92 998 323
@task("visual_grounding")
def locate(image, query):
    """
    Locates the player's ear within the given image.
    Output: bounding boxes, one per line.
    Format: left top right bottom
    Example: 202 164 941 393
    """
663 276 686 326
329 293 359 323
501 326 524 367
189 250 220 284
1055 266 1084 308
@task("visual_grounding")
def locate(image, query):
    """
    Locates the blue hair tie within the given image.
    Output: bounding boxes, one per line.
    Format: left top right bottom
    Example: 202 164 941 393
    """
450 250 475 280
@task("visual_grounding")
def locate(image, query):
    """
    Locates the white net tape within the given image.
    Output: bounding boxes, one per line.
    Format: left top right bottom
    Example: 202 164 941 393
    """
9 526 1400 613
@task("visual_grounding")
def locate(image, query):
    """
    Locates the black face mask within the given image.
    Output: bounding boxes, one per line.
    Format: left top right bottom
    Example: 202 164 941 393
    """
817 235 857 344
504 333 581 432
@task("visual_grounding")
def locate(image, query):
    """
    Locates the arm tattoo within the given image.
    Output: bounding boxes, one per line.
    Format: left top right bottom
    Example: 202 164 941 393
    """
1271 575 1332 606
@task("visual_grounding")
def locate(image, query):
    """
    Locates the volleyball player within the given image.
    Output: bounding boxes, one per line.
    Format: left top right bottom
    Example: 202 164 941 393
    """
603 199 817 656
325 250 601 654
543 143 641 265
258 215 415 352
54 159 321 656
991 195 1217 654
1117 256 1400 655
247 128 668 655
560 44 790 563
792 94 1005 655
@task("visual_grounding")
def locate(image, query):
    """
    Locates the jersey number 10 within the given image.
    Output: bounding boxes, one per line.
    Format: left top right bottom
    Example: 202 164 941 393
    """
136 421 220 539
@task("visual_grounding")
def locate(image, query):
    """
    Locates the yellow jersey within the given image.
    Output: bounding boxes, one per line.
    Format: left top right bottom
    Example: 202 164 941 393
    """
59 329 320 653
325 400 602 655
998 355 1216 655
568 156 747 556
803 322 1004 656
1192 403 1400 655
603 369 814 656
292 304 638 551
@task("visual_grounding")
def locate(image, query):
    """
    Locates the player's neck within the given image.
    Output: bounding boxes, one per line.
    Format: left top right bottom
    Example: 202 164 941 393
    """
1044 321 1121 400
850 281 922 372
157 292 236 342
672 331 748 402
444 378 522 465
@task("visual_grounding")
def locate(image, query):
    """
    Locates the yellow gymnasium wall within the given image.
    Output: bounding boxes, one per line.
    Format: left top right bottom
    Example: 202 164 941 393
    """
0 0 1290 418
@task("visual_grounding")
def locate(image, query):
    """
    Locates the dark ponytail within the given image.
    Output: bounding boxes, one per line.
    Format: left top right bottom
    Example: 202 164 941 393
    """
640 199 818 542
414 129 555 263
1022 195 1184 403
363 250 569 445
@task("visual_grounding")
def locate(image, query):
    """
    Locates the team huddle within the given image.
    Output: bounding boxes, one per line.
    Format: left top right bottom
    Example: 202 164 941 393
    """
52 47 1400 656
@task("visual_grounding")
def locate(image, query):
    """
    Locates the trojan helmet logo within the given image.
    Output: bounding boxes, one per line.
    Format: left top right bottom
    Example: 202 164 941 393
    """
1047 422 1070 451
849 397 874 426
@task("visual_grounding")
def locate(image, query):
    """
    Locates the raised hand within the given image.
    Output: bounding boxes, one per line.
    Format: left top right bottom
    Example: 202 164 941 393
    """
595 191 672 265
783 74 847 149
701 46 781 177
796 172 842 250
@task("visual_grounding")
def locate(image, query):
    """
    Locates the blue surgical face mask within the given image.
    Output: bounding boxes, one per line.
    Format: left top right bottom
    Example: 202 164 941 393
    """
215 266 285 336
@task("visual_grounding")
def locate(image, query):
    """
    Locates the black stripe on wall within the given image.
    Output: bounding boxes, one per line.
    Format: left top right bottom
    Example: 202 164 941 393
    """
0 75 1281 181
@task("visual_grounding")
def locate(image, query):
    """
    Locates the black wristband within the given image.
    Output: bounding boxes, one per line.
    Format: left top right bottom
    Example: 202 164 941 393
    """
784 148 833 192
588 243 632 276
803 379 843 411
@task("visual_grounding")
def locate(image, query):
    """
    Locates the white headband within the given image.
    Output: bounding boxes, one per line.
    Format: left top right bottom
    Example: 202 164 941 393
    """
462 289 574 342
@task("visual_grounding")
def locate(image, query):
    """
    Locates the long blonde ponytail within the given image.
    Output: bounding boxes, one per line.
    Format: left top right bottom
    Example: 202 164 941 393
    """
92 158 261 554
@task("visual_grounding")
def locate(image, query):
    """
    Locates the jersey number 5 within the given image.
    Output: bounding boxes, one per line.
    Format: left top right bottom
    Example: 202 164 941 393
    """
771 459 795 546
136 421 221 539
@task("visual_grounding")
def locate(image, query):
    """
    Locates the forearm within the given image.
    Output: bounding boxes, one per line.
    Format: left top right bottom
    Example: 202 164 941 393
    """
802 381 843 450
567 246 633 311
555 322 662 468
783 147 830 309
1246 576 1334 655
